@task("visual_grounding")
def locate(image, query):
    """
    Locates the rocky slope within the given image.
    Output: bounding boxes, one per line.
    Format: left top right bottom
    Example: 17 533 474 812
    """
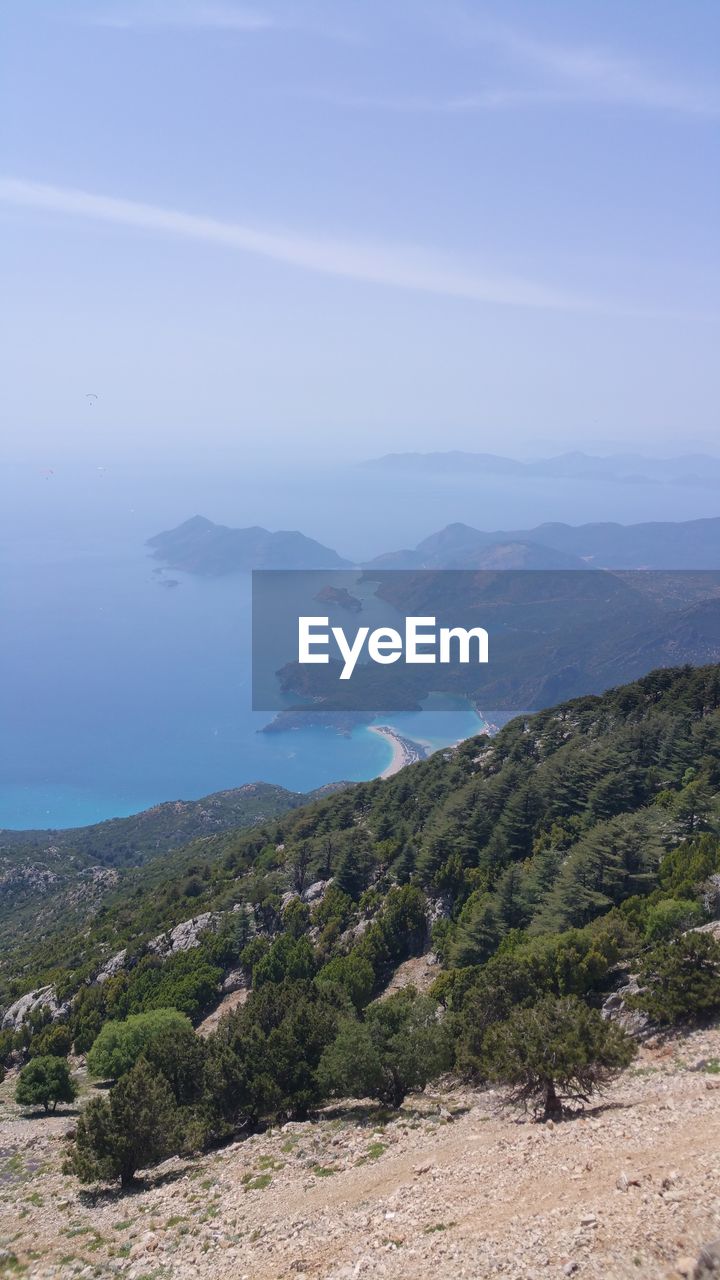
1 1022 719 1280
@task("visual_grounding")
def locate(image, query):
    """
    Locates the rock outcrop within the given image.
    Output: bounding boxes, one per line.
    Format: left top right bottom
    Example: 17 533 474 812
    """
601 975 651 1038
1 985 68 1031
147 912 220 957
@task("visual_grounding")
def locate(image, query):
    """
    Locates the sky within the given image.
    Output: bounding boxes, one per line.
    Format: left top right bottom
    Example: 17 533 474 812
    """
1 0 719 467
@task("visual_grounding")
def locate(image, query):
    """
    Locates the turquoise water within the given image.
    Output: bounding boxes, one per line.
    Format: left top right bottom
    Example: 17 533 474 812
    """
0 542 483 829
2 456 709 829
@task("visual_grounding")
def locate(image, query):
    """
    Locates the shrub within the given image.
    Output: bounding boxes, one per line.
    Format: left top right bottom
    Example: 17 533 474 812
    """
253 933 316 989
122 950 221 1020
633 930 720 1026
644 898 705 943
318 987 452 1109
446 920 632 1077
314 953 375 1011
202 980 339 1138
86 1008 196 1083
15 1056 78 1113
64 1058 182 1187
483 994 636 1120
28 1023 73 1059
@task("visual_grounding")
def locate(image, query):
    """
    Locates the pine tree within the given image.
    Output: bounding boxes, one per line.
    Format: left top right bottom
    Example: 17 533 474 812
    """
64 1059 182 1187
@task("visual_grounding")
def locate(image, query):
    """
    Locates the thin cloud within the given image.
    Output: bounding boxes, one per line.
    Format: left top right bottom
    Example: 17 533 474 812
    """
83 4 281 32
487 23 720 116
305 87 579 114
80 1 359 41
0 177 597 313
312 16 720 119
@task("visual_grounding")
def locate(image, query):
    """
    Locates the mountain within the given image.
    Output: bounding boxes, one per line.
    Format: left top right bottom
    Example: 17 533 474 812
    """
0 782 311 870
367 516 720 570
147 515 351 574
363 450 720 487
273 564 720 716
0 782 342 990
2 663 719 1025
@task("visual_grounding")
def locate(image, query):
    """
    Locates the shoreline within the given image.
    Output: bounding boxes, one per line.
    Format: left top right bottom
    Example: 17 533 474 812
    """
368 725 429 778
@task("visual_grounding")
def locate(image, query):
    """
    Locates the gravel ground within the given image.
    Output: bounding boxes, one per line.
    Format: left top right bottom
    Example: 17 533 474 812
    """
1 1022 719 1280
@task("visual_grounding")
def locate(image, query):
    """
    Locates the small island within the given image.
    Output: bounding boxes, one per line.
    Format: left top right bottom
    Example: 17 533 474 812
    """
313 585 362 613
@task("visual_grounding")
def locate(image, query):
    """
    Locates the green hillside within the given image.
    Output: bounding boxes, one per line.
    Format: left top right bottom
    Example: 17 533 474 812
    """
2 664 719 1035
0 782 318 997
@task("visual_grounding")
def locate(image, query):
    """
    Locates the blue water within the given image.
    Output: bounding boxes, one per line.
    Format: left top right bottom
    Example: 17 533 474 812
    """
2 457 715 829
0 534 483 829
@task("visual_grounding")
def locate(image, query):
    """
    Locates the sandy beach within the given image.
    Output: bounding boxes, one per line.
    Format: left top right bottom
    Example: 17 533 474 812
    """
368 724 428 778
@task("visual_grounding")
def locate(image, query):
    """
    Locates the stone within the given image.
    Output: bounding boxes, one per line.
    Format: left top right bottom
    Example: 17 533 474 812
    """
94 948 127 984
302 879 332 904
601 976 651 1038
1 985 68 1031
674 1260 698 1279
693 919 720 941
222 969 248 995
147 911 219 957
696 1239 720 1276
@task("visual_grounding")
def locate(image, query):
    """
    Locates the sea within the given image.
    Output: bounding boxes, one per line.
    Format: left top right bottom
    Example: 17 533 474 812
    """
1 455 716 830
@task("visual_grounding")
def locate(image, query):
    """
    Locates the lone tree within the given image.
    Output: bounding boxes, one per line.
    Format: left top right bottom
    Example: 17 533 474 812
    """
318 988 452 1109
64 1058 182 1188
632 930 720 1026
15 1056 78 1114
483 994 636 1121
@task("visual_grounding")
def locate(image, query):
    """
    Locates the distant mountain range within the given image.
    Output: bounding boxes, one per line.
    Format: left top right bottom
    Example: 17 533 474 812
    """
149 514 720 575
147 515 351 574
362 450 720 487
368 517 720 571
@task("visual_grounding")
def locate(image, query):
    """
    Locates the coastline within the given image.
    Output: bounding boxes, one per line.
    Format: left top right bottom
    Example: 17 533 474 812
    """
368 725 429 779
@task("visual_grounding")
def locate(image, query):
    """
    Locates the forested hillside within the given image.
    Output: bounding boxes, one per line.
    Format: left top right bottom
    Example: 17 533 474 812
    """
0 782 325 998
2 662 720 1213
2 664 719 1033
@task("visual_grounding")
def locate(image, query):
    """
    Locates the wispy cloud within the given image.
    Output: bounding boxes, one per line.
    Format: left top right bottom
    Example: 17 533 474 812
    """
83 4 281 32
0 177 597 313
312 16 720 119
305 87 579 115
483 22 720 117
81 1 358 41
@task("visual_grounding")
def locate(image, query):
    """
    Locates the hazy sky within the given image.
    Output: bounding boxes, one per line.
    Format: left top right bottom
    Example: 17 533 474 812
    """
1 0 719 466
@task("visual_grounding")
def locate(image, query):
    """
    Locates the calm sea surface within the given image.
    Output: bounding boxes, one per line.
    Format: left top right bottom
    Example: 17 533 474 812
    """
1 458 713 828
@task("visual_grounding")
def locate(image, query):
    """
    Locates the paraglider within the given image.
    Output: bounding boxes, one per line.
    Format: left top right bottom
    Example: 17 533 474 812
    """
85 393 99 404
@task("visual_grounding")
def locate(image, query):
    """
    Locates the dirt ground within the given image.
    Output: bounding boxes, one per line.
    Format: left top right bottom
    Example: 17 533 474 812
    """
1 1021 719 1280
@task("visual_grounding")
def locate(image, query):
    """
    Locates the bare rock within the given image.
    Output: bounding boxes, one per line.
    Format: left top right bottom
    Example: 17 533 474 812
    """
221 969 248 995
1 984 68 1031
302 879 332 904
94 948 127 984
147 911 219 957
693 920 720 943
601 976 651 1038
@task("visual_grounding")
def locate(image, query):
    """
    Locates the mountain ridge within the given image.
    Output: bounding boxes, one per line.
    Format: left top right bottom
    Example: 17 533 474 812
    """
362 449 720 487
